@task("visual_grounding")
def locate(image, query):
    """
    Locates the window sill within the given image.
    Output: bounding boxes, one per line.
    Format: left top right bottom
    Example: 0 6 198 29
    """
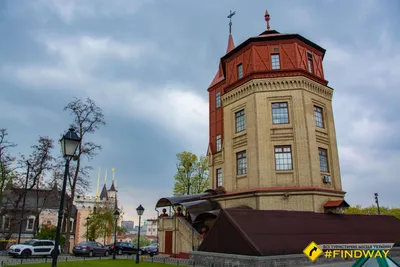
236 174 247 179
275 170 294 174
320 172 331 175
234 131 247 138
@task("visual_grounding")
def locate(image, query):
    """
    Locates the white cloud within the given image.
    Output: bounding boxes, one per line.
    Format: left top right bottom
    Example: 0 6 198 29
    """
30 0 152 24
321 28 400 208
3 34 208 150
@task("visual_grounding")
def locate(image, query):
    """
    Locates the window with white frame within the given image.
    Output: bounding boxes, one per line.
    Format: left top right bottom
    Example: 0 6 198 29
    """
274 146 293 171
314 106 324 128
2 216 11 229
318 148 329 173
216 168 222 187
271 54 281 70
307 52 314 73
216 135 222 152
216 92 221 108
235 109 246 133
236 151 247 175
272 102 289 124
26 216 35 231
237 64 243 79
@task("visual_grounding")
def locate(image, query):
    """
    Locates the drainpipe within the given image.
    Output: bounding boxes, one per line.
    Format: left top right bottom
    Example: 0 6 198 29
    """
173 206 177 258
155 207 159 254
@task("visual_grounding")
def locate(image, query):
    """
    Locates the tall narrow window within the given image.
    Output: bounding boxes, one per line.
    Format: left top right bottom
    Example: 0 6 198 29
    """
319 148 329 172
236 151 247 175
237 64 243 79
216 168 222 187
3 216 11 229
271 54 281 70
314 106 324 128
272 102 289 124
216 92 221 108
216 135 221 152
307 52 313 73
26 217 35 231
274 146 292 171
235 109 246 133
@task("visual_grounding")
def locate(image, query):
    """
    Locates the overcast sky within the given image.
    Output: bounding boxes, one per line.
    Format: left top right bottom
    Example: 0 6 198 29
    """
1 0 399 225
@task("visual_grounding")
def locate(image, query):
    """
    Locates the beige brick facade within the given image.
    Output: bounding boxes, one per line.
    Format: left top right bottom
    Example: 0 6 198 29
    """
208 76 345 212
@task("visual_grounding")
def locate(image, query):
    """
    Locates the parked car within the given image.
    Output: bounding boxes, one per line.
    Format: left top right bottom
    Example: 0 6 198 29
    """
8 239 60 258
72 241 109 257
142 243 158 256
109 242 144 255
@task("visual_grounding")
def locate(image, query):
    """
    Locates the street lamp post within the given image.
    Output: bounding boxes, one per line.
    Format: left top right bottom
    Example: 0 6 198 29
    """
113 209 120 260
17 161 31 244
374 193 381 214
136 205 144 264
51 128 81 267
86 217 90 242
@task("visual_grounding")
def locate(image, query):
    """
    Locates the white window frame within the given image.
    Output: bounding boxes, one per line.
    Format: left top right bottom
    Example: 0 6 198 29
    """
216 135 222 152
216 92 221 108
26 216 36 231
2 216 11 230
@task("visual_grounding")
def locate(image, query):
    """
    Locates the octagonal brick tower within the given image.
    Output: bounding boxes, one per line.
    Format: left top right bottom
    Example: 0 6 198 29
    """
207 10 347 213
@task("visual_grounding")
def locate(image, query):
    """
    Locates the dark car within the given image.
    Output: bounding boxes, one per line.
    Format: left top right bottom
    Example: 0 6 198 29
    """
72 241 109 257
109 242 143 255
142 243 158 256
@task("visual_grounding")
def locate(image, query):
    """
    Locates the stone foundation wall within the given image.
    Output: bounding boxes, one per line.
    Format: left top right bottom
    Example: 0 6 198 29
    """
190 251 352 267
190 249 400 267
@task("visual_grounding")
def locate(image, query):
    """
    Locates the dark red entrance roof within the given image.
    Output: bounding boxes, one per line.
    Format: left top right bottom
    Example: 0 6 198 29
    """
198 209 400 256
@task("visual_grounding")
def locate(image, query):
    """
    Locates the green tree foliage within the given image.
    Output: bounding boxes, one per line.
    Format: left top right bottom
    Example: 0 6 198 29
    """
35 225 65 246
173 152 209 196
345 205 400 219
86 207 116 244
131 236 152 247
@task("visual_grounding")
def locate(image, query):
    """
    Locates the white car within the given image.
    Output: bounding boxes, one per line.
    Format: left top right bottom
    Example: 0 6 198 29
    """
8 239 60 258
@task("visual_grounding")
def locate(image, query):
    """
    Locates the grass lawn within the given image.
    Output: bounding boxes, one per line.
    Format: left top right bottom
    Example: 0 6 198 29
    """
4 260 177 267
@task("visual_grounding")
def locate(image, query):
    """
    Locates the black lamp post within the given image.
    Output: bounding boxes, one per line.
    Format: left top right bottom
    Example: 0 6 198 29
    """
51 128 81 267
86 217 90 242
136 205 144 264
113 209 120 260
374 193 381 214
17 161 31 244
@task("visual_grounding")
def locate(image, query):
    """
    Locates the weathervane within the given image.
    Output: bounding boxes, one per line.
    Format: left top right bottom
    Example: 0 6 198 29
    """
265 10 271 30
227 10 236 34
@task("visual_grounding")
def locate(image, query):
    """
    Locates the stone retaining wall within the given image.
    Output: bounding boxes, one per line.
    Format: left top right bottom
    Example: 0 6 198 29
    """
190 251 352 267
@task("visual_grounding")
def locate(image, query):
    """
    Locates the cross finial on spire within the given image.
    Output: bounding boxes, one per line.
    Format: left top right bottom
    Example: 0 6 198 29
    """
227 10 236 35
265 9 270 30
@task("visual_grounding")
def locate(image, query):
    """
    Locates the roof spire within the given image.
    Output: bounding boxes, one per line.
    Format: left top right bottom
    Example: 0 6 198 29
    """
265 9 270 30
227 10 236 35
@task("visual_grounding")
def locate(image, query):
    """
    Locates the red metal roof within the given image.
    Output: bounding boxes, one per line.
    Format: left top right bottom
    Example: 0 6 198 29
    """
324 200 349 208
198 209 400 256
208 34 236 89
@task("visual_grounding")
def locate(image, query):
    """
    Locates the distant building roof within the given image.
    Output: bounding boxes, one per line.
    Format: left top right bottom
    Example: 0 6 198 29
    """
109 181 117 192
99 184 108 200
198 209 400 256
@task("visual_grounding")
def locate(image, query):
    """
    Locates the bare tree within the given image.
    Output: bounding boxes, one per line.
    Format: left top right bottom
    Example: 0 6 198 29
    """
0 135 55 246
0 129 17 203
62 97 105 252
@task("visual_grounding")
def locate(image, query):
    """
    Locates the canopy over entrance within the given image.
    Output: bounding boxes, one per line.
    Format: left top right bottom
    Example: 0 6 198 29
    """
155 189 223 208
155 192 211 208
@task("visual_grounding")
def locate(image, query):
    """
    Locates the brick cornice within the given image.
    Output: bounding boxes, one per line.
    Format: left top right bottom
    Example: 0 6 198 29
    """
204 186 346 201
222 76 333 107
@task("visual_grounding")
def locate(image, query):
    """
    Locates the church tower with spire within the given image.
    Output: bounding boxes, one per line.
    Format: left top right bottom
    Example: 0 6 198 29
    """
207 10 347 213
